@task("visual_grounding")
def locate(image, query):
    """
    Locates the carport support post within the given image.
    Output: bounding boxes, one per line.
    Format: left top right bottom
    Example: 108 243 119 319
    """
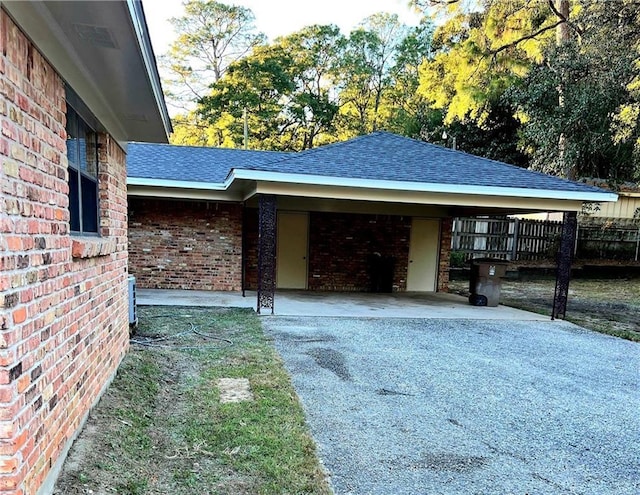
257 194 277 314
552 211 577 320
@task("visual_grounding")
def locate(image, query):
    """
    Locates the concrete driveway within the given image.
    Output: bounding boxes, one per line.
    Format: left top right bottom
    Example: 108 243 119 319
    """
262 317 640 494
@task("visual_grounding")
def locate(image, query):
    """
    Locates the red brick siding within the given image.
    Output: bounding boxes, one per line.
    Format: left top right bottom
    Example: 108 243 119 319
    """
1 12 129 494
307 212 411 291
438 217 452 292
244 211 412 292
128 198 243 291
243 207 258 291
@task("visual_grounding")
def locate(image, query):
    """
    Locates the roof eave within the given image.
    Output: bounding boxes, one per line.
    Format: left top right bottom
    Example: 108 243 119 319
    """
127 170 618 205
1 0 171 144
229 169 619 203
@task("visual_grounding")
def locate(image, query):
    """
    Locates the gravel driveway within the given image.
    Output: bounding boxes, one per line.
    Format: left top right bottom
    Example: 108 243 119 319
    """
262 317 640 495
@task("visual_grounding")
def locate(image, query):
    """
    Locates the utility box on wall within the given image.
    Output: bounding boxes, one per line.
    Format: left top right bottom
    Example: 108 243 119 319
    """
468 258 509 307
128 275 138 328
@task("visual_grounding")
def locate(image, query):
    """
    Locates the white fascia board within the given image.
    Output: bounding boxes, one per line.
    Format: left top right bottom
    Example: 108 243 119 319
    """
128 171 619 203
127 177 229 191
125 0 172 137
229 169 619 203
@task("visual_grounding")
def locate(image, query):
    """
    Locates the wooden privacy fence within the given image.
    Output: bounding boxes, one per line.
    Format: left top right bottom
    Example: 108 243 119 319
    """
576 220 640 261
452 217 640 262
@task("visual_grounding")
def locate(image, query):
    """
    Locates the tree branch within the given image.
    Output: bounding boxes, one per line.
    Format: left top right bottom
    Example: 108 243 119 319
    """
547 0 584 37
487 1 585 59
489 20 564 57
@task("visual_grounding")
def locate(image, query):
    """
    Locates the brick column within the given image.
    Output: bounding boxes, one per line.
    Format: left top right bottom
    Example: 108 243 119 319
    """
437 217 453 292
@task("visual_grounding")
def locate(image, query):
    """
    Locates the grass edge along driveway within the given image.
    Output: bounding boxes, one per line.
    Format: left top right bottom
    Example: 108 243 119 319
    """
54 306 332 495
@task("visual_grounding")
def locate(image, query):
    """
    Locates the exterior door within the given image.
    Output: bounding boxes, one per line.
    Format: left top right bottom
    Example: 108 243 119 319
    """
276 212 309 289
406 218 440 291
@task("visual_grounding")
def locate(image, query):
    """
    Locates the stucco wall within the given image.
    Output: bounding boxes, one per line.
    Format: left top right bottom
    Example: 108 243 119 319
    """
128 198 243 291
0 11 130 493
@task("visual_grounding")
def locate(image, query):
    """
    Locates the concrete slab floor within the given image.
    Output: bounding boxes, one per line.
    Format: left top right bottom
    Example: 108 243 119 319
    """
136 289 548 320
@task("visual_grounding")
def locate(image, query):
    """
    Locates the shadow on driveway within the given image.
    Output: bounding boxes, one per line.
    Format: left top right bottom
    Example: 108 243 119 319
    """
263 317 640 495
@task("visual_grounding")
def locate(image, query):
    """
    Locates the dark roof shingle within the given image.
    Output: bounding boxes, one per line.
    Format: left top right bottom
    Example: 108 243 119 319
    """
127 142 288 183
127 132 607 195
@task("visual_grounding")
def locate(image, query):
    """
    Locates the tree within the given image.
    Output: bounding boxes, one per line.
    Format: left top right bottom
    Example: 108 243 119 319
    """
198 44 295 149
412 0 640 182
416 0 555 125
270 25 345 150
198 25 345 151
336 13 416 137
511 0 640 181
162 0 265 108
160 0 265 144
384 20 436 137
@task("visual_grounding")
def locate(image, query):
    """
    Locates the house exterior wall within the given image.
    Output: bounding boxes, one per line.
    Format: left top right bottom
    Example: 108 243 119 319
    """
591 194 639 219
128 198 243 291
244 207 258 292
129 202 447 294
307 212 411 291
0 12 129 494
244 210 413 292
438 217 453 292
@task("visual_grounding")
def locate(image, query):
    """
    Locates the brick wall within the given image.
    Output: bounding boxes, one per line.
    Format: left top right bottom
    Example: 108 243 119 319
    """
128 198 243 291
244 211 413 292
437 217 452 292
243 207 258 292
307 212 411 291
1 11 129 494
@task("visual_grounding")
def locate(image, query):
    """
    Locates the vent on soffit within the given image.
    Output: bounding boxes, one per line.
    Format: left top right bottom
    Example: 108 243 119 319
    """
73 23 119 49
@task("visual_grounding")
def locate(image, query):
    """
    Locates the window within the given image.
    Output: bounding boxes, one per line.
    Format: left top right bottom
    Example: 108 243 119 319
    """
66 104 99 234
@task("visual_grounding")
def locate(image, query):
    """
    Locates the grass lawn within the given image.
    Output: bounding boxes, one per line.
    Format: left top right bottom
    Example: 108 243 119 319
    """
449 277 640 341
54 307 331 495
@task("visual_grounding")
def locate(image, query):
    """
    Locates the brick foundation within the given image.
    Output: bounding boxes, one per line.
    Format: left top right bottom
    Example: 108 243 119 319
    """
1 12 129 493
128 198 243 291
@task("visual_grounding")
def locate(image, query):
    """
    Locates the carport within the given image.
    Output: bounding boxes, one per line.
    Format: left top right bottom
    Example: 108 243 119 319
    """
126 131 617 317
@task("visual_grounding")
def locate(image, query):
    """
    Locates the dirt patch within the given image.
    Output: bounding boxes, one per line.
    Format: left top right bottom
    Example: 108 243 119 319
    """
307 347 352 381
450 277 640 341
217 378 253 403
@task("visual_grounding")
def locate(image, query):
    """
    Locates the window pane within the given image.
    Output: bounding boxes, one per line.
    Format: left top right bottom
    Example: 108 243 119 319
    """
81 174 99 233
66 108 78 170
69 168 80 232
78 119 98 178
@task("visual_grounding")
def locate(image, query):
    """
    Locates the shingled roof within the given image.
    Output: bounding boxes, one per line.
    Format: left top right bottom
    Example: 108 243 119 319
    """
127 131 608 196
127 142 288 184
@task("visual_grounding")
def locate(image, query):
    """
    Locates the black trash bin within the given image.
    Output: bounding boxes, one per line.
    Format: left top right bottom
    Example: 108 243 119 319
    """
468 258 509 307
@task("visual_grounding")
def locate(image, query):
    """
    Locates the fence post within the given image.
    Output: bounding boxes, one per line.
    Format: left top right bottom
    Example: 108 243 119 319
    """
511 218 519 260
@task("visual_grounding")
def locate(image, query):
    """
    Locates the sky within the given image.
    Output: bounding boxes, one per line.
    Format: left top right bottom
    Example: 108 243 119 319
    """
144 0 423 55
